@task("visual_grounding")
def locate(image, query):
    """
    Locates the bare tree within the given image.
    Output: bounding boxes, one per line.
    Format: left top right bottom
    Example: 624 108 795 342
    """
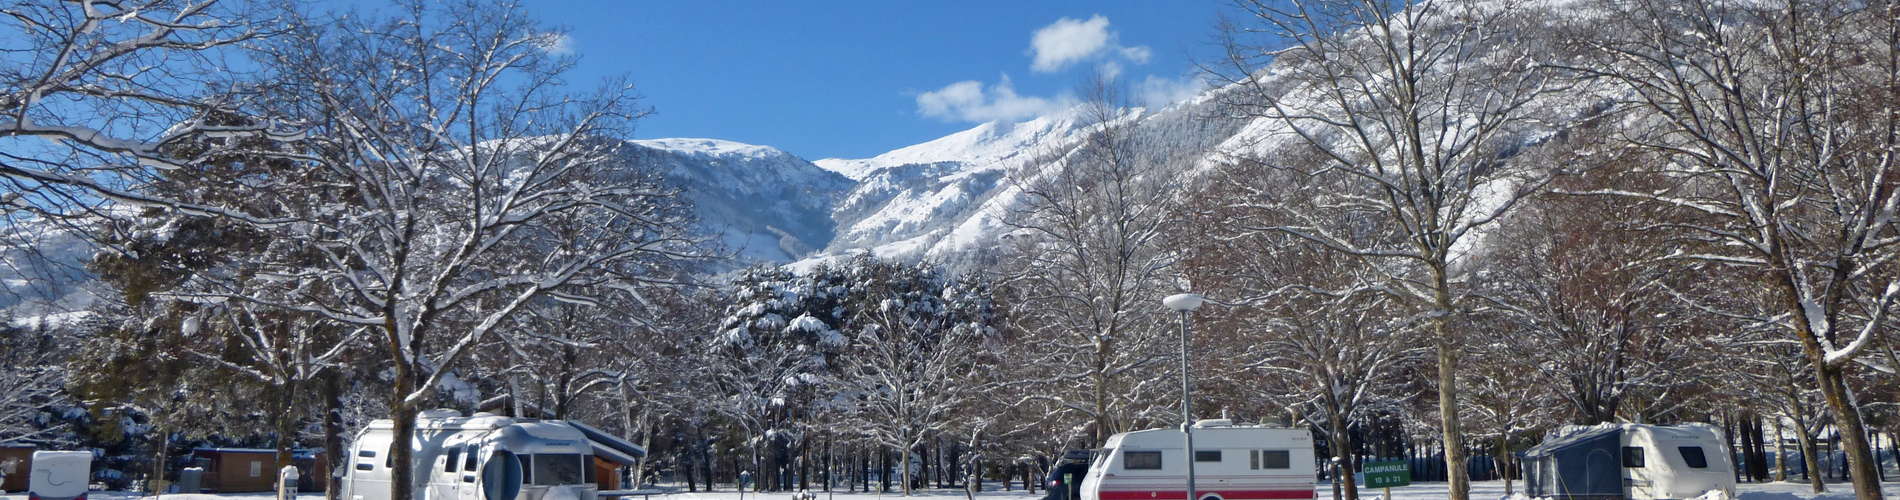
1214 2 1565 497
1556 1 1900 496
1 0 294 225
1182 162 1418 500
197 3 703 499
187 305 359 466
1475 168 1702 425
997 79 1182 446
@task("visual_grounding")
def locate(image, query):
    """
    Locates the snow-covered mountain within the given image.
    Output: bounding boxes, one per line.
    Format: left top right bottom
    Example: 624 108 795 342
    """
0 0 1603 304
0 216 100 324
790 91 1251 269
0 94 1247 319
623 138 852 263
807 114 1093 267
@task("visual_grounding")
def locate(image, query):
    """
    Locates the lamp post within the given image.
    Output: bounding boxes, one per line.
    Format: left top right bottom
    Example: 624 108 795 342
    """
1162 293 1205 500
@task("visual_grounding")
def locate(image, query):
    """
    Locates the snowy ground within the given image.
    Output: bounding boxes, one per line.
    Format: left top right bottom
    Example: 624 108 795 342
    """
3 481 1893 500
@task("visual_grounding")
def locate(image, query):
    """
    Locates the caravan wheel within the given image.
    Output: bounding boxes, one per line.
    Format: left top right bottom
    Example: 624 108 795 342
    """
1197 493 1223 500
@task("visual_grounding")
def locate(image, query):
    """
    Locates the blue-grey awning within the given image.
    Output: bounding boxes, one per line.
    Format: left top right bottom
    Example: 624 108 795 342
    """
568 421 646 465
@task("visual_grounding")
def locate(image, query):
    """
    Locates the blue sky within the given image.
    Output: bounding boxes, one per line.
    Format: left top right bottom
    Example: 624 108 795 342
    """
535 1 1225 160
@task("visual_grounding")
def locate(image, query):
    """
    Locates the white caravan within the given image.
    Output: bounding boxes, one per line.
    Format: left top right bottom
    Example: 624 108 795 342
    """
1619 424 1734 499
1080 420 1315 500
28 451 91 500
1522 423 1735 499
341 410 611 500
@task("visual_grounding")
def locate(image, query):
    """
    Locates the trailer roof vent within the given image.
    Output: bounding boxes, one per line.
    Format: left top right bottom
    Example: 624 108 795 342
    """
1194 419 1235 428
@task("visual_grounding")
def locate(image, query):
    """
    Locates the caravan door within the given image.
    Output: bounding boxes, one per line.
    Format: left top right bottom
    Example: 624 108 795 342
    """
456 444 481 500
1619 445 1658 499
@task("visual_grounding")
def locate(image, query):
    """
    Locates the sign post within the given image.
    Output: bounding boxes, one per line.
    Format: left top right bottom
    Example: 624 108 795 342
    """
1361 459 1410 500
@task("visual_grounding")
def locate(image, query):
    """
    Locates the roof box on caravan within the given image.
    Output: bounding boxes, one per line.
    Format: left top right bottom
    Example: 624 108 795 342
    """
1193 419 1235 428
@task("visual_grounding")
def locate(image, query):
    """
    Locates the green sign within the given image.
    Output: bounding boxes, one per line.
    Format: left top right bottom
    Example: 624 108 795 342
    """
1362 459 1411 488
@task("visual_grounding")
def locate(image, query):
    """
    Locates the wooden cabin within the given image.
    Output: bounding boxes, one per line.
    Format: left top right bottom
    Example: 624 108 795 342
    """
189 448 326 493
191 448 278 492
0 444 32 492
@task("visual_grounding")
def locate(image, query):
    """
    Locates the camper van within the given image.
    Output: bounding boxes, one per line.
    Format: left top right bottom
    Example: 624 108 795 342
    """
1079 420 1315 500
28 450 91 500
1521 423 1735 500
341 410 639 500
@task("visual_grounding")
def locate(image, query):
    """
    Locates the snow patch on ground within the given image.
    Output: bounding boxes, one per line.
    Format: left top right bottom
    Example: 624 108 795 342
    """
14 481 1883 500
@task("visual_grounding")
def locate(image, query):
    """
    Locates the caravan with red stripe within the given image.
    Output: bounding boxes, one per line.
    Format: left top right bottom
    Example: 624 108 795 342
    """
1079 420 1316 500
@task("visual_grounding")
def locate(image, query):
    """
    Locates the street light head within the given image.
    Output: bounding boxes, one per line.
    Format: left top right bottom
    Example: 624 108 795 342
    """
1163 293 1205 312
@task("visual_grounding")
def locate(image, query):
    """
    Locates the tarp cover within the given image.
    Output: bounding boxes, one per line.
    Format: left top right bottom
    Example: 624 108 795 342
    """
1522 425 1624 500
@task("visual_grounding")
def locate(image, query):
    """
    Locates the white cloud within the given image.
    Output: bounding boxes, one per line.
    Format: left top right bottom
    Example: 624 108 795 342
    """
1029 14 1152 73
537 32 574 55
1134 73 1209 108
916 75 1074 123
1119 46 1152 64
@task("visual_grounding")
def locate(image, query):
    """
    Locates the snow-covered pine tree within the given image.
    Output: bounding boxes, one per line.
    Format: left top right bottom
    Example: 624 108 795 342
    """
702 265 850 491
832 258 995 496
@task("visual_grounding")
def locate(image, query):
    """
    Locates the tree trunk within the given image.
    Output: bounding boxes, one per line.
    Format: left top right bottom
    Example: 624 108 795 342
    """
686 443 699 493
1796 415 1825 493
151 420 168 494
1330 411 1359 500
635 413 653 488
1431 284 1469 500
1500 434 1514 496
1093 339 1111 445
881 448 891 493
702 436 714 492
389 384 418 500
902 447 914 496
1752 414 1771 482
276 377 300 479
1740 414 1761 482
751 443 763 492
1814 356 1884 498
324 371 346 500
1776 416 1789 482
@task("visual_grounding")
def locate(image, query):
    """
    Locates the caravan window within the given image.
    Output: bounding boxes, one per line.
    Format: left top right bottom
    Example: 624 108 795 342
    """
1622 447 1645 468
1123 451 1162 470
531 453 586 485
464 444 480 471
1195 450 1221 462
583 456 596 485
1258 450 1290 470
1678 446 1709 469
447 447 463 473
